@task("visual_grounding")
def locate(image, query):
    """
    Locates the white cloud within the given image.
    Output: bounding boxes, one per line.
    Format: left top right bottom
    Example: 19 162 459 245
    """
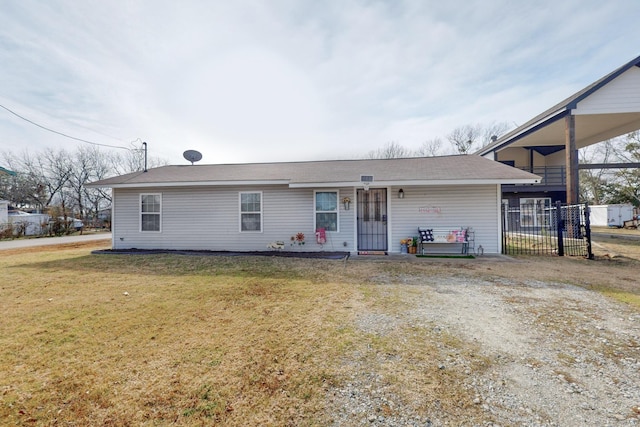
1 0 640 164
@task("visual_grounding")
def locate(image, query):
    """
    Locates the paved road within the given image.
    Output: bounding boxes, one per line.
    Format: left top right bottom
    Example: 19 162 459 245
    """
0 233 112 250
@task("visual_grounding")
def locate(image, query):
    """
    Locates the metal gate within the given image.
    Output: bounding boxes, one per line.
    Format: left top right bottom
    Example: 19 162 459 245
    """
502 201 593 258
357 188 388 251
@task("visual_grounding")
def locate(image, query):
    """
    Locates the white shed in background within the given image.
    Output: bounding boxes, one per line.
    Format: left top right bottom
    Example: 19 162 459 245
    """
8 211 50 236
590 204 634 227
0 200 8 224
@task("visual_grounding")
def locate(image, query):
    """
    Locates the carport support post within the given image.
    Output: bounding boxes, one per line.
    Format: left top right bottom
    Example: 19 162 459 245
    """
565 114 579 205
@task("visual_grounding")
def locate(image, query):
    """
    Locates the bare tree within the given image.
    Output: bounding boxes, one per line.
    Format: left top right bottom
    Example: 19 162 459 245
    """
447 124 482 154
1 149 71 211
415 138 444 157
480 121 512 147
82 148 115 225
579 141 616 204
577 133 640 205
2 145 170 230
67 145 105 220
611 131 640 205
110 143 168 175
367 142 412 159
40 148 74 209
0 170 44 210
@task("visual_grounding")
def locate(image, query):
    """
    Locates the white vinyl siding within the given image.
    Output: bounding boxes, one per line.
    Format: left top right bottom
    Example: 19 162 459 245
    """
111 186 356 251
239 192 262 232
140 193 161 232
314 190 339 232
388 185 501 254
575 66 640 115
112 185 503 254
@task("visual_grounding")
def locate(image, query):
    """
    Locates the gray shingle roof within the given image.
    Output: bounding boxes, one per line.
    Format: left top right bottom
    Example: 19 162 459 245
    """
88 155 539 188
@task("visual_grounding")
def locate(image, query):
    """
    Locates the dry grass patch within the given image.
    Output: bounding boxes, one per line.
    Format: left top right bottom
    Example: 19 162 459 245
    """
1 246 358 426
3 240 640 425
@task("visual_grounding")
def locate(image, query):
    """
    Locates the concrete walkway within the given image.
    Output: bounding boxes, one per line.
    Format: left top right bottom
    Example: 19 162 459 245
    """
0 233 112 250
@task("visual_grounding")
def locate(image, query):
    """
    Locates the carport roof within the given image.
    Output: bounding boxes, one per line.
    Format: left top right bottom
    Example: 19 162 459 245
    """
476 54 640 155
87 155 540 189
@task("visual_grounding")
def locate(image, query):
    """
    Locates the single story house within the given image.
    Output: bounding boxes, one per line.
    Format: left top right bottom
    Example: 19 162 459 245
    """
87 155 539 255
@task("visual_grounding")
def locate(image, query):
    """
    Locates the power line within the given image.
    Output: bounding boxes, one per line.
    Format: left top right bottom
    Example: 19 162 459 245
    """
0 103 132 150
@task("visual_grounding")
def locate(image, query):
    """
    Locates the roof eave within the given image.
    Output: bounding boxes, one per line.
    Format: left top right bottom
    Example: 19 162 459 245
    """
87 177 541 189
86 179 291 189
289 178 540 187
476 108 568 155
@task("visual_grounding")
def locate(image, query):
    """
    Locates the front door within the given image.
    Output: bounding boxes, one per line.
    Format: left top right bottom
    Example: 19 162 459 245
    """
357 188 388 251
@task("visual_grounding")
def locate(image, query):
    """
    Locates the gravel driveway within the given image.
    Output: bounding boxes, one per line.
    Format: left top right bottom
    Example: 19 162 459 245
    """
329 261 640 426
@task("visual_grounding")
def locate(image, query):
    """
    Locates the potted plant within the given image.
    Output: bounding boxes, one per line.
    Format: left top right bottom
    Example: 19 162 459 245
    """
409 236 418 254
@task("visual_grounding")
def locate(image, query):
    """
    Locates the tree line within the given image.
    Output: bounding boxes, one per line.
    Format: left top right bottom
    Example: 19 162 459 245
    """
0 145 166 226
579 131 640 206
367 123 640 207
366 122 511 159
1 122 510 223
2 123 638 226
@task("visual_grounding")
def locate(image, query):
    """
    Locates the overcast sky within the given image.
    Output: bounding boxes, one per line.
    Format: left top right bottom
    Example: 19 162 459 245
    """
1 0 639 165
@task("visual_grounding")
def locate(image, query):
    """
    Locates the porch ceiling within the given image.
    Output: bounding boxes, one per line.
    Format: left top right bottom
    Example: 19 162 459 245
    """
477 55 640 155
508 111 640 150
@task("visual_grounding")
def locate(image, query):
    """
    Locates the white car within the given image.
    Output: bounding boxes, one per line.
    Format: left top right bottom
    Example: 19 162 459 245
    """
8 210 32 216
57 217 84 231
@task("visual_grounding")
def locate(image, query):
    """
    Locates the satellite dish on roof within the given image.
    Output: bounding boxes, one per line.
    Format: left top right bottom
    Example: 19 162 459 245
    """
183 150 203 165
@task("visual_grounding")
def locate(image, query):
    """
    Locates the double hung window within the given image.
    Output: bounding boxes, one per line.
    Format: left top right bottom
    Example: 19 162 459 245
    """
315 191 338 232
240 192 262 232
140 193 161 232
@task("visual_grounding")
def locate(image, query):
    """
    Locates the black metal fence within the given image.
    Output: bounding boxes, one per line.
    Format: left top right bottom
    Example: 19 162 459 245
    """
502 201 593 258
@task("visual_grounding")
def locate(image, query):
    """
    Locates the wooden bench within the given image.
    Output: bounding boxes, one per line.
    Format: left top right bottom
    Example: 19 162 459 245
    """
418 227 469 254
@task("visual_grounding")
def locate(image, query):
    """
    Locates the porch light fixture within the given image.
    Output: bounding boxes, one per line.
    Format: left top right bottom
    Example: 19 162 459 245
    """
398 188 405 199
342 196 351 210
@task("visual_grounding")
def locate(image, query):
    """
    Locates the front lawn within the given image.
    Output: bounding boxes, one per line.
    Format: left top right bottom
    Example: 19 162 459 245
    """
2 241 639 425
1 242 366 425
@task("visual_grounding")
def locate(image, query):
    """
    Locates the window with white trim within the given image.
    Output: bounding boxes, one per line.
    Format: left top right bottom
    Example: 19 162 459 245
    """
140 193 161 232
519 197 551 228
315 191 338 232
240 192 262 232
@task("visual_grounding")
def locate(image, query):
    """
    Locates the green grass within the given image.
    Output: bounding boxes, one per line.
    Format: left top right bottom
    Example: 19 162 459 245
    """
416 254 475 259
